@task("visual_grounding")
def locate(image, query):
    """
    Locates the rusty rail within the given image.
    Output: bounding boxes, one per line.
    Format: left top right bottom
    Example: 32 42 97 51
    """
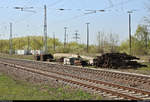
0 61 147 100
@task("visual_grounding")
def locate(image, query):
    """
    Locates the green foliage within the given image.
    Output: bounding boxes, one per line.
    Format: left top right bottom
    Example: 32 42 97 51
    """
67 42 86 53
119 25 150 55
0 53 34 60
0 36 98 54
0 36 62 54
0 39 9 53
0 73 102 100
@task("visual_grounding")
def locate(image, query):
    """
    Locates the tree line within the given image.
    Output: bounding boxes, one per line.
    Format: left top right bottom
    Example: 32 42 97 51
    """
0 24 149 55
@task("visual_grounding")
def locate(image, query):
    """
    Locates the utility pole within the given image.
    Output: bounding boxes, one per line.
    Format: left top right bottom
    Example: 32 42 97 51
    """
73 30 80 43
128 11 133 55
64 27 67 48
19 39 21 49
27 36 30 54
86 23 90 53
67 33 68 44
9 23 13 55
0 34 2 53
98 32 101 52
144 25 148 49
43 5 47 54
53 33 56 51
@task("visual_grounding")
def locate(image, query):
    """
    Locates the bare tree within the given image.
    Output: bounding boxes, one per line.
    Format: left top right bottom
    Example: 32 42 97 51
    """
109 32 119 52
97 31 119 53
97 31 105 53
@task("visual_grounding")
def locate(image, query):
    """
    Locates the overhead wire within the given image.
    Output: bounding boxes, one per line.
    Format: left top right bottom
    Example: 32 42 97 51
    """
24 0 35 6
18 0 65 36
108 0 114 8
0 0 44 37
47 0 63 9
0 0 145 38
0 0 143 30
10 0 63 25
56 0 138 23
0 0 134 21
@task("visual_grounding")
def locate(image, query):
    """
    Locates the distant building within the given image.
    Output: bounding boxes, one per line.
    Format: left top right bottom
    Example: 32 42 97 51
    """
15 50 44 55
31 50 44 55
15 50 28 55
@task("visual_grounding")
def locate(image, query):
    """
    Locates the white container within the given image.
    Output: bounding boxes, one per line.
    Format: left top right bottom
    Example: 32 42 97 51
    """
89 59 94 65
16 50 28 55
64 58 70 65
31 50 44 55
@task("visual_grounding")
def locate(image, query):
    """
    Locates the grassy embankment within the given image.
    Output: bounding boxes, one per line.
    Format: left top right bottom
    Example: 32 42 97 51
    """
0 73 102 100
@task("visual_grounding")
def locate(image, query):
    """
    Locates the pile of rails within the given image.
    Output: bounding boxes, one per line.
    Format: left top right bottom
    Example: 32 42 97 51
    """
94 53 147 69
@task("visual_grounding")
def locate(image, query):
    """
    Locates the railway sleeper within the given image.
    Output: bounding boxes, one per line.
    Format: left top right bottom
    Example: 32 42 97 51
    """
100 92 107 96
134 91 150 96
128 91 136 94
111 87 119 90
132 93 142 96
109 95 118 98
119 90 129 93
142 97 150 100
137 95 150 98
114 97 124 100
117 89 124 91
0 60 148 100
102 93 112 97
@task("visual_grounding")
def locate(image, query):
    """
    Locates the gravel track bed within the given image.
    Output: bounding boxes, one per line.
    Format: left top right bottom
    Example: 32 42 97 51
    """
0 57 150 91
0 62 113 100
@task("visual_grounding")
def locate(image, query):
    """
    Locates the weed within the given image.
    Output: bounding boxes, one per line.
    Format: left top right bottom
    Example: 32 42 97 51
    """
0 73 102 100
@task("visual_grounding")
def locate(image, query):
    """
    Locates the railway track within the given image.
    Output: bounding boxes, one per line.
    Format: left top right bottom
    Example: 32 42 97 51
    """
0 58 150 100
1 57 150 89
0 57 150 90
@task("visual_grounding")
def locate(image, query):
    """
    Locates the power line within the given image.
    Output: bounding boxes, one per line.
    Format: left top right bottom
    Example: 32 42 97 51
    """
56 0 136 22
0 0 63 47
53 32 56 51
127 10 133 55
14 6 36 13
64 27 67 48
108 0 113 7
27 36 30 54
43 5 47 54
24 0 33 6
0 0 141 42
86 23 90 53
11 1 64 39
5 0 63 25
9 22 13 55
73 30 80 43
104 0 134 9
0 34 2 53
0 0 138 26
47 0 64 9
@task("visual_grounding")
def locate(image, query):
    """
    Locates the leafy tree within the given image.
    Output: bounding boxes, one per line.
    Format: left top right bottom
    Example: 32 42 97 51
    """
135 25 149 49
0 35 99 55
120 25 150 55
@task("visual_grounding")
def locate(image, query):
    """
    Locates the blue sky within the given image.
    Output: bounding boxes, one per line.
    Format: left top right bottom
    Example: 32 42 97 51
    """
0 0 149 45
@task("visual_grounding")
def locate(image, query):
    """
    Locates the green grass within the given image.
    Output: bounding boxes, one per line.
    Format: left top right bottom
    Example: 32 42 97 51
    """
0 53 34 60
0 73 102 100
137 62 150 71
